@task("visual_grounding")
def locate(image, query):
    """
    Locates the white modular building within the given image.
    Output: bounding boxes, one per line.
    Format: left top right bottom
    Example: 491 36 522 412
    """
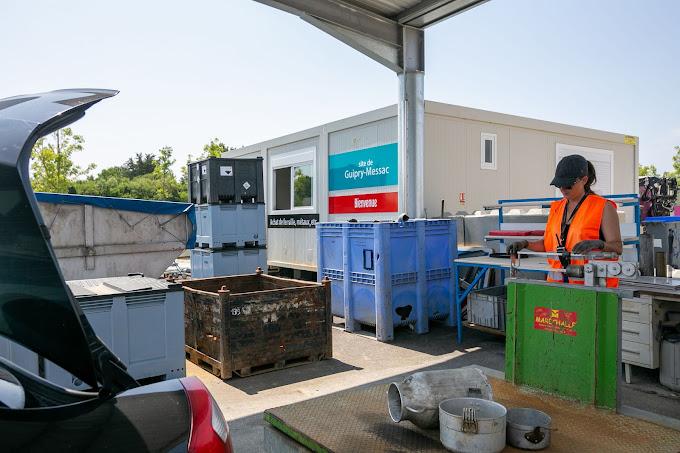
224 101 638 272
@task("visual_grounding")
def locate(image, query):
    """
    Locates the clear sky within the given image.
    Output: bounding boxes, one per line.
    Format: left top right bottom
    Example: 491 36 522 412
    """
1 0 678 178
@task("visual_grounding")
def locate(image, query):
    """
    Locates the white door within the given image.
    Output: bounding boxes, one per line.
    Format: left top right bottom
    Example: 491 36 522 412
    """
555 143 613 196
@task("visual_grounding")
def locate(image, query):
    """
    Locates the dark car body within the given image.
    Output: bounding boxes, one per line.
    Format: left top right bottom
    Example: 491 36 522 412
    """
0 89 233 453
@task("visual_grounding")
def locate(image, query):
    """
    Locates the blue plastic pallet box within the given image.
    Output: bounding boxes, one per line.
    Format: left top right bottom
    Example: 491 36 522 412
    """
190 248 267 279
195 203 266 249
317 219 457 341
315 223 344 317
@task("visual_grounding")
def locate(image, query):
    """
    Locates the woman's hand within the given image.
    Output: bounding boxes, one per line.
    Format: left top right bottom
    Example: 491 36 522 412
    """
507 240 528 256
572 239 605 255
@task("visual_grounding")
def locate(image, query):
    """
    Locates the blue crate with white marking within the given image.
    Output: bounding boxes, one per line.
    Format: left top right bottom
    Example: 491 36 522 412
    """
316 219 457 341
195 203 266 249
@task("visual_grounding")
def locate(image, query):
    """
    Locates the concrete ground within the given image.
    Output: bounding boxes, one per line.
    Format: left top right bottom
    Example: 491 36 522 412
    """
187 320 679 453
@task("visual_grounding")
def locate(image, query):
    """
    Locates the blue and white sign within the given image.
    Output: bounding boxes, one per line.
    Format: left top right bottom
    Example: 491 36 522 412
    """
328 143 398 191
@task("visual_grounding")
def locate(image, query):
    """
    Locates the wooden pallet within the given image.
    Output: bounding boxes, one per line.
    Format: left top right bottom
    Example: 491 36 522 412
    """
462 321 506 337
186 345 325 380
234 353 325 378
185 345 227 378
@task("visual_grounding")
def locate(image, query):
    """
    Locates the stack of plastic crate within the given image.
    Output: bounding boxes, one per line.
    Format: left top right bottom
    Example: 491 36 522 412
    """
188 157 267 278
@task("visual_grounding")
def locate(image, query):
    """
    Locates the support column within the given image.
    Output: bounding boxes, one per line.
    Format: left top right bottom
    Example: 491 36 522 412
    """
397 27 425 218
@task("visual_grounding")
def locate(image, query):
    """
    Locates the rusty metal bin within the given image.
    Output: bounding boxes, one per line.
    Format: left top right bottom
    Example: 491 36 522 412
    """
182 269 332 379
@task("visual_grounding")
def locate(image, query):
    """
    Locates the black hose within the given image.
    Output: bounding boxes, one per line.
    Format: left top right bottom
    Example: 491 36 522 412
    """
669 230 674 267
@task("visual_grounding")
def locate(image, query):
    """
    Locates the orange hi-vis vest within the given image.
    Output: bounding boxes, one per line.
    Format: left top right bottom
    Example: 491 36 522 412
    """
544 194 619 288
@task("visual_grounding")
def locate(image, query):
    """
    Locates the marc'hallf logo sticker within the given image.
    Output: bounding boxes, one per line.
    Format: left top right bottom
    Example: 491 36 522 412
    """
534 307 578 337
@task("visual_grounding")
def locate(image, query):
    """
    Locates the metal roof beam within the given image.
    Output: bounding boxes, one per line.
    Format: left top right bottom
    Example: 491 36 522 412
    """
305 16 404 72
254 0 401 46
394 0 490 28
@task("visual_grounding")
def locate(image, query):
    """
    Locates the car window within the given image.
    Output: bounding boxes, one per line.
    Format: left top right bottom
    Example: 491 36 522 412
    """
0 165 96 386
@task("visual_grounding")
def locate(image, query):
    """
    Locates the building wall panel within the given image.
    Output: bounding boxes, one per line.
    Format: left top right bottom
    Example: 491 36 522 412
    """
424 115 467 216
266 227 316 271
328 118 397 156
507 128 551 201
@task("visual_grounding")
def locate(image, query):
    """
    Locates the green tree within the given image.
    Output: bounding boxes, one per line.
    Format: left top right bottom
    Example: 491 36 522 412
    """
72 178 100 196
101 173 132 198
130 174 160 200
48 140 215 202
73 158 187 202
670 145 680 178
181 154 193 185
293 167 312 207
201 138 233 158
639 164 659 177
122 153 156 178
99 166 125 180
180 139 235 199
30 128 96 193
153 146 176 200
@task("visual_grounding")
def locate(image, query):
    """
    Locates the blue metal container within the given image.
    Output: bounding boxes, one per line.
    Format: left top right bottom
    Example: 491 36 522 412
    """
317 219 457 341
190 248 267 279
195 203 266 249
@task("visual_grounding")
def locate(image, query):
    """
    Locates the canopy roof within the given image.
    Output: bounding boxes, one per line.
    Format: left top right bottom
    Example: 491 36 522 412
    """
255 0 489 72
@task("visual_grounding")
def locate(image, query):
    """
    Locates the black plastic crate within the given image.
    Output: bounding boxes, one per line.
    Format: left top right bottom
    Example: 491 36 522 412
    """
188 157 264 204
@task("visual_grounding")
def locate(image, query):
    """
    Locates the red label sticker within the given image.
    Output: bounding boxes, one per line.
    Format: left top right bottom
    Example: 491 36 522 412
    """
459 192 465 204
328 192 398 214
534 307 578 337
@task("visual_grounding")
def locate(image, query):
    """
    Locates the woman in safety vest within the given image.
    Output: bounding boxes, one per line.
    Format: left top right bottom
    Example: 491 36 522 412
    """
507 154 623 287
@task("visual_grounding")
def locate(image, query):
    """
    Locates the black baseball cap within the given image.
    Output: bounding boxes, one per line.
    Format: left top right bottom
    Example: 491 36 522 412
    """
550 154 588 187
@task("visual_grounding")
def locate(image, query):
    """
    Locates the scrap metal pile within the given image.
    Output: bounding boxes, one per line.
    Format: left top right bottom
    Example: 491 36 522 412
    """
388 369 553 452
640 176 678 220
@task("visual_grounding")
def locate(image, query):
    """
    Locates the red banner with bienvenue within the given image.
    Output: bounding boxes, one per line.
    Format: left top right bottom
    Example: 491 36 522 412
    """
534 307 578 337
328 192 398 214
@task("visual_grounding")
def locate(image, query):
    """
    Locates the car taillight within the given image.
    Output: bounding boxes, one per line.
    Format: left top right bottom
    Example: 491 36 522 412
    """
180 376 234 453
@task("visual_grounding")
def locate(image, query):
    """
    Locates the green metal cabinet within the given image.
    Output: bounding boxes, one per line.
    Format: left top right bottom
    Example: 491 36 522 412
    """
505 280 623 409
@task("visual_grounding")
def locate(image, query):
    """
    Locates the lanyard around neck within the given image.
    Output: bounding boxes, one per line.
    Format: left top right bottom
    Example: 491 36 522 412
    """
560 192 589 246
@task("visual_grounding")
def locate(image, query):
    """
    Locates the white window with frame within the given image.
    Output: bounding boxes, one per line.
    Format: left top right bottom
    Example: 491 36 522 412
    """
270 147 316 212
481 133 497 170
555 144 613 196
